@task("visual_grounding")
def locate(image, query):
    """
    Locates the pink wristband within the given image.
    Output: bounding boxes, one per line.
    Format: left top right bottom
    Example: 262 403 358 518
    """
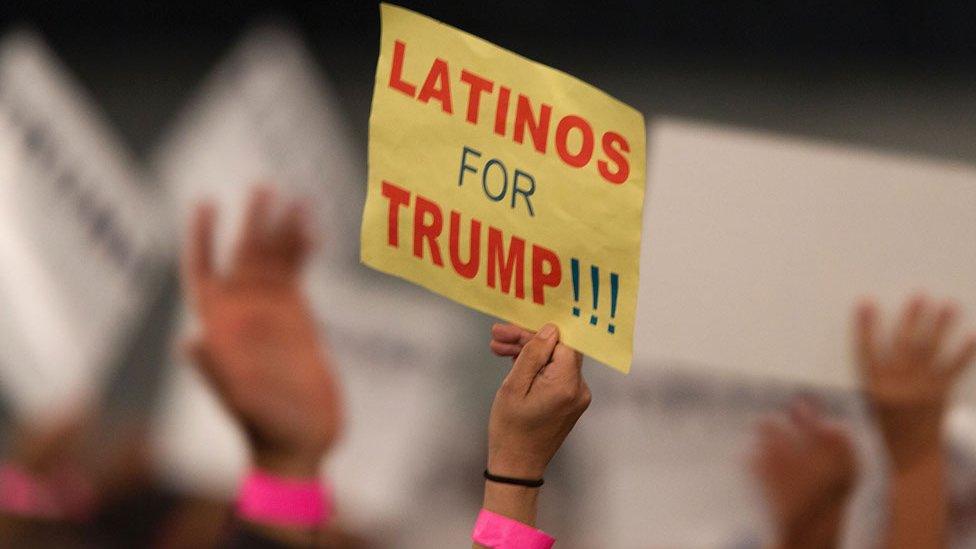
472 508 556 549
235 470 333 528
0 464 63 519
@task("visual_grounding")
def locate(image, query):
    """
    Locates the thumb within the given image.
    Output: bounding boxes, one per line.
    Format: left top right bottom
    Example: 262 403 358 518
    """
183 338 230 399
505 323 559 392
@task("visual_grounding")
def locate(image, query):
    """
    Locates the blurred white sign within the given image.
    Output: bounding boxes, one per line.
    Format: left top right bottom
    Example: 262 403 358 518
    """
637 119 976 391
0 31 163 419
149 26 481 529
566 364 883 548
151 24 361 268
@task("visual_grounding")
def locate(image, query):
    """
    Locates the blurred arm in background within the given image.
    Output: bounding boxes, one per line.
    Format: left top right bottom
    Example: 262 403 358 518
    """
182 186 343 548
0 407 153 546
752 398 858 549
473 323 590 549
0 411 94 546
856 295 976 549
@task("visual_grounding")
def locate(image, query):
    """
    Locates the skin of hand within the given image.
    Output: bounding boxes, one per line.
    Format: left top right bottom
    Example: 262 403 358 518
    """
182 186 343 480
4 411 150 522
752 398 858 549
3 413 95 526
489 323 535 361
487 323 591 480
9 411 91 476
475 322 590 546
856 295 976 470
856 295 976 549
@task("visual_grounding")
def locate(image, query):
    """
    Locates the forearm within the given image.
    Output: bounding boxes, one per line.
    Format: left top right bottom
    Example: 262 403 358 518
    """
774 500 846 549
227 522 313 548
0 515 78 547
853 297 974 549
0 515 34 545
473 482 540 549
885 448 948 549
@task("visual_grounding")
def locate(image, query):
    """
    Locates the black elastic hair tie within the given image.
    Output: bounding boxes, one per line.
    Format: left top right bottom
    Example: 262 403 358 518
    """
484 469 544 488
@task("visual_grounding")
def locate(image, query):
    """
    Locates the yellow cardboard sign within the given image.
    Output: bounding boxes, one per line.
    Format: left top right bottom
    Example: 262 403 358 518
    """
361 3 646 372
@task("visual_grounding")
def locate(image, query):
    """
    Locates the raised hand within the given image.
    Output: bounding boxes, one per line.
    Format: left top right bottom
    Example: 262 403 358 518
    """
855 295 976 549
752 399 858 549
487 324 590 480
856 296 976 469
474 322 591 547
182 187 342 479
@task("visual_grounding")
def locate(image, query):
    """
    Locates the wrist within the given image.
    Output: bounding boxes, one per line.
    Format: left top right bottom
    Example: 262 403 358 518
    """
487 450 546 480
777 499 846 549
0 463 97 522
252 451 322 480
483 481 540 526
889 441 945 477
875 404 945 470
883 428 945 473
0 464 62 520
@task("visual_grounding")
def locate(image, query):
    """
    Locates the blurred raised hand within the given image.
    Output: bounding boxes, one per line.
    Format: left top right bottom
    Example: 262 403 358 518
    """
856 295 976 549
752 398 857 549
0 410 154 548
856 295 976 468
182 186 342 479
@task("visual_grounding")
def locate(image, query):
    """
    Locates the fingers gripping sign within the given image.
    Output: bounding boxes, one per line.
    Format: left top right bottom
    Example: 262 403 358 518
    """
489 322 534 361
476 322 589 543
503 324 560 392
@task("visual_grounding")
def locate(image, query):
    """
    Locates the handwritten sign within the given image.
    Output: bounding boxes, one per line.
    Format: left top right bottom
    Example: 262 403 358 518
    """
361 4 646 372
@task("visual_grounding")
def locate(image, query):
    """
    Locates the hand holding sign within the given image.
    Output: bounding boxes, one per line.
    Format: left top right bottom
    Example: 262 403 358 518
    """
487 324 591 480
182 187 343 479
362 4 646 372
481 324 590 530
489 322 534 359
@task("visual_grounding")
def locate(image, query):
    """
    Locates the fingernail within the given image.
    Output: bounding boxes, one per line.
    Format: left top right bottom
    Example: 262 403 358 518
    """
537 323 557 339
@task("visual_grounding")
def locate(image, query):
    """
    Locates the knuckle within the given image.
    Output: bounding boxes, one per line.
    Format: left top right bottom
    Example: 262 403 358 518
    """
578 389 593 410
497 379 517 397
553 386 577 405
